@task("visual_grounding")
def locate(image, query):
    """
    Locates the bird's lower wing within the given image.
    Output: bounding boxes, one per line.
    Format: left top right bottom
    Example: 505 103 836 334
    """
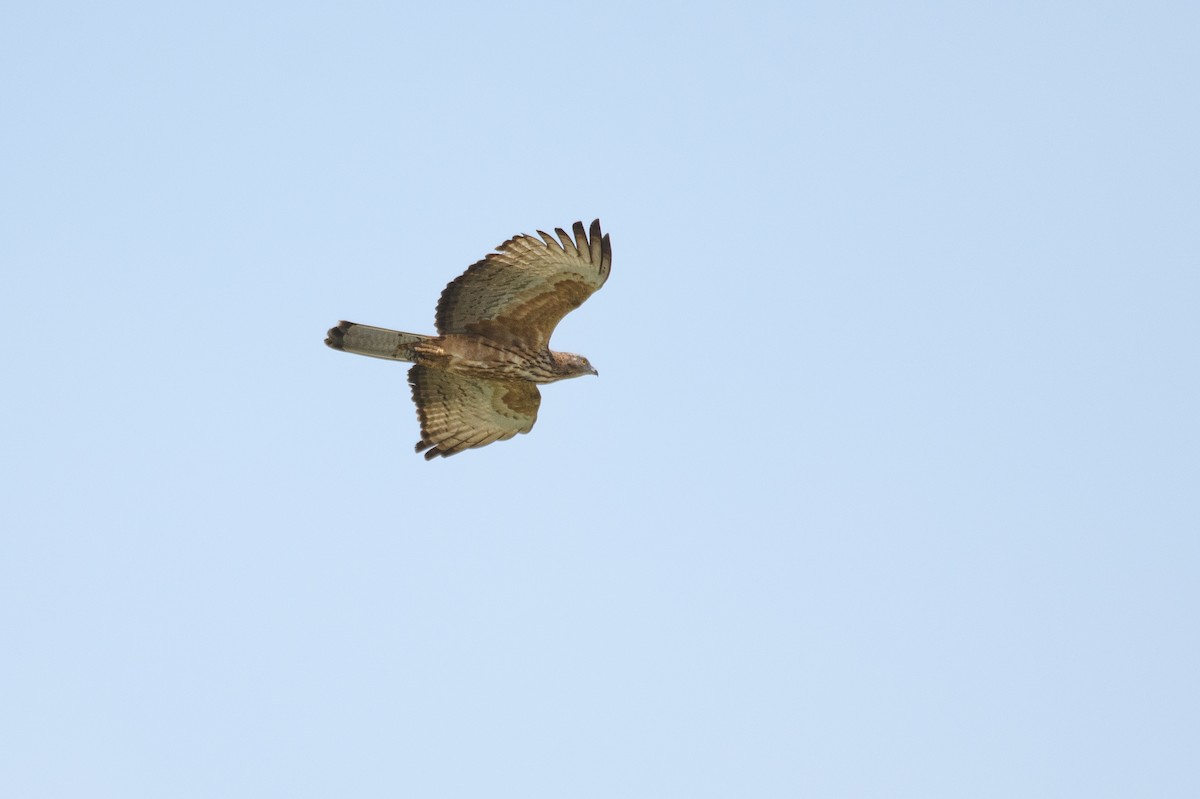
408 366 540 460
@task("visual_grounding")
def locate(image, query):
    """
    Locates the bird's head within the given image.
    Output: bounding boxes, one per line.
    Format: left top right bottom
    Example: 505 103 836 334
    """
554 352 599 378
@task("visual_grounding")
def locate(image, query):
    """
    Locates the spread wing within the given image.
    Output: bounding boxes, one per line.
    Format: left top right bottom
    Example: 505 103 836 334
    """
435 219 612 349
408 365 540 460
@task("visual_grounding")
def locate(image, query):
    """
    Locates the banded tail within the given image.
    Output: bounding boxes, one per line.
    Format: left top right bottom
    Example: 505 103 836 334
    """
325 321 432 362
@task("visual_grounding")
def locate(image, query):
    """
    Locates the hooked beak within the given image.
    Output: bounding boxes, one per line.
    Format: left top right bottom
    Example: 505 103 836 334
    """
590 366 599 376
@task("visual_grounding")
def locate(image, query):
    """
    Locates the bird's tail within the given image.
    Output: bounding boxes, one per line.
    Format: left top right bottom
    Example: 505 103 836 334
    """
325 321 433 362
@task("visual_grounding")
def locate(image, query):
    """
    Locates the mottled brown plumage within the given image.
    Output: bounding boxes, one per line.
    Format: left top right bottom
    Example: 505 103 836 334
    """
325 220 611 459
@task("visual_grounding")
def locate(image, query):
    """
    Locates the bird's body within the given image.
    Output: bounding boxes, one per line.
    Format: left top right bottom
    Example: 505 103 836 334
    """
325 220 610 459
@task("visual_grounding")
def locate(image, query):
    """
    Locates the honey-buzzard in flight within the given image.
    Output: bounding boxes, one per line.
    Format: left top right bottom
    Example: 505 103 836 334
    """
325 220 611 459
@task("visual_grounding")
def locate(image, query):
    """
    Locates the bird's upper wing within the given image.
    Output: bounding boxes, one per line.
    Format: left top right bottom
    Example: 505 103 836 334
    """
435 219 611 349
408 365 540 460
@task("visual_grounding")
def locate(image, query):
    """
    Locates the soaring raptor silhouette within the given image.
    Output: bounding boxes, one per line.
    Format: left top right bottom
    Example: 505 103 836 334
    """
325 220 611 459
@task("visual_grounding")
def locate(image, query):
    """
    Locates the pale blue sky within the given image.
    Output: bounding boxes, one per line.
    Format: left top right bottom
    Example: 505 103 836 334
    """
3 2 1198 797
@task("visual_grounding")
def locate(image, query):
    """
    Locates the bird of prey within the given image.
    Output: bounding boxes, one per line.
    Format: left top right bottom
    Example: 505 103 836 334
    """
325 220 611 460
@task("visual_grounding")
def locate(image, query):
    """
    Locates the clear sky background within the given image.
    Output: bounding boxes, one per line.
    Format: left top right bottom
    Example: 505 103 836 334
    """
3 2 1198 797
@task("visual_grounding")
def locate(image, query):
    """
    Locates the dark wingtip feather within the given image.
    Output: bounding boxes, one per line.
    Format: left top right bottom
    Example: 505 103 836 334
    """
554 227 573 251
584 219 605 267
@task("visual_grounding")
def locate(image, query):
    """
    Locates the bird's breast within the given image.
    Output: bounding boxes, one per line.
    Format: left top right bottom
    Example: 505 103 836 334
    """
423 334 559 383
